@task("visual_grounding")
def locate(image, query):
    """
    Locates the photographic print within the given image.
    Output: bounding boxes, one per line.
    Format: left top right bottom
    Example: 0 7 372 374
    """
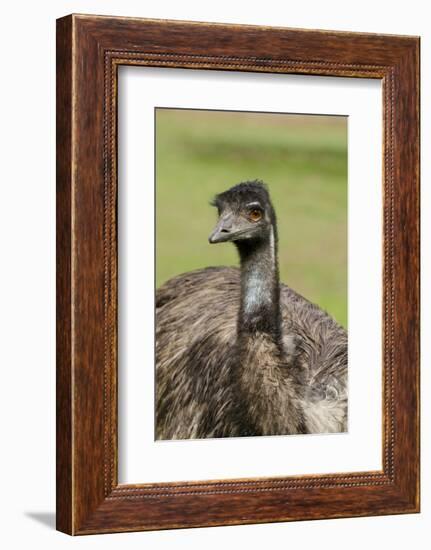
56 15 420 534
57 15 420 533
155 108 348 440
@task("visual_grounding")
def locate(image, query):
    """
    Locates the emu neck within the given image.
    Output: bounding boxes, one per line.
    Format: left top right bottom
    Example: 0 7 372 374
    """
235 228 305 435
236 228 281 343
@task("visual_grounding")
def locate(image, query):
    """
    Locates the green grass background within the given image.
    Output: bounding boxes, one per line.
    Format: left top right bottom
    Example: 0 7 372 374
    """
155 109 347 328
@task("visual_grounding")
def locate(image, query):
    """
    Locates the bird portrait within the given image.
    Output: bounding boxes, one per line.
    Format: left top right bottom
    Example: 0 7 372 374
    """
155 180 347 440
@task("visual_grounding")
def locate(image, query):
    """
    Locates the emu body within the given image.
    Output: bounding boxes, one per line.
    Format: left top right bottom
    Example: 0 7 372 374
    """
156 182 347 439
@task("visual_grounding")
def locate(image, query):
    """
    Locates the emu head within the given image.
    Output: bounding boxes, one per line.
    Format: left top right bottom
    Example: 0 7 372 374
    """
209 180 277 245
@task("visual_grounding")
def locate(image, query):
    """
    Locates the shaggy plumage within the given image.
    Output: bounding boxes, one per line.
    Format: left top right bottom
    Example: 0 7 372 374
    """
156 181 347 439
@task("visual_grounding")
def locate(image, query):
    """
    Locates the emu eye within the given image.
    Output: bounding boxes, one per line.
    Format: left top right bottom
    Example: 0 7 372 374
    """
248 208 262 222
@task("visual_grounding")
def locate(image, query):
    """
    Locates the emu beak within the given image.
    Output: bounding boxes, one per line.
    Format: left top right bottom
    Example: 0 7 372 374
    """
208 215 233 244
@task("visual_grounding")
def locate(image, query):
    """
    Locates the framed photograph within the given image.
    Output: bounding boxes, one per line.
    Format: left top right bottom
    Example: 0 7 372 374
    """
56 14 420 535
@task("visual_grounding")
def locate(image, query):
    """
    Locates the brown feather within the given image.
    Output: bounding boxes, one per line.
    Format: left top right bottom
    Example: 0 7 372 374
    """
156 266 347 439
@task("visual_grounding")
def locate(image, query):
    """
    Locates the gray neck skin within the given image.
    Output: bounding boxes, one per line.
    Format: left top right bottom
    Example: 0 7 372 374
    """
235 227 282 344
235 226 306 435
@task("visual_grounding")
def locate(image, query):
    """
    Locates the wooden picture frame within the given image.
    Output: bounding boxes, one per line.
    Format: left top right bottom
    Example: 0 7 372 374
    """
56 14 420 535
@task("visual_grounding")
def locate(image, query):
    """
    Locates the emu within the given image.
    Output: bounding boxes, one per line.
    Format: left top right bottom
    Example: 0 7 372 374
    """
156 180 347 439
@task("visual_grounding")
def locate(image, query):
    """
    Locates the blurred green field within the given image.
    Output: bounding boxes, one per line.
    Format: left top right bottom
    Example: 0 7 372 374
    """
155 109 347 328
